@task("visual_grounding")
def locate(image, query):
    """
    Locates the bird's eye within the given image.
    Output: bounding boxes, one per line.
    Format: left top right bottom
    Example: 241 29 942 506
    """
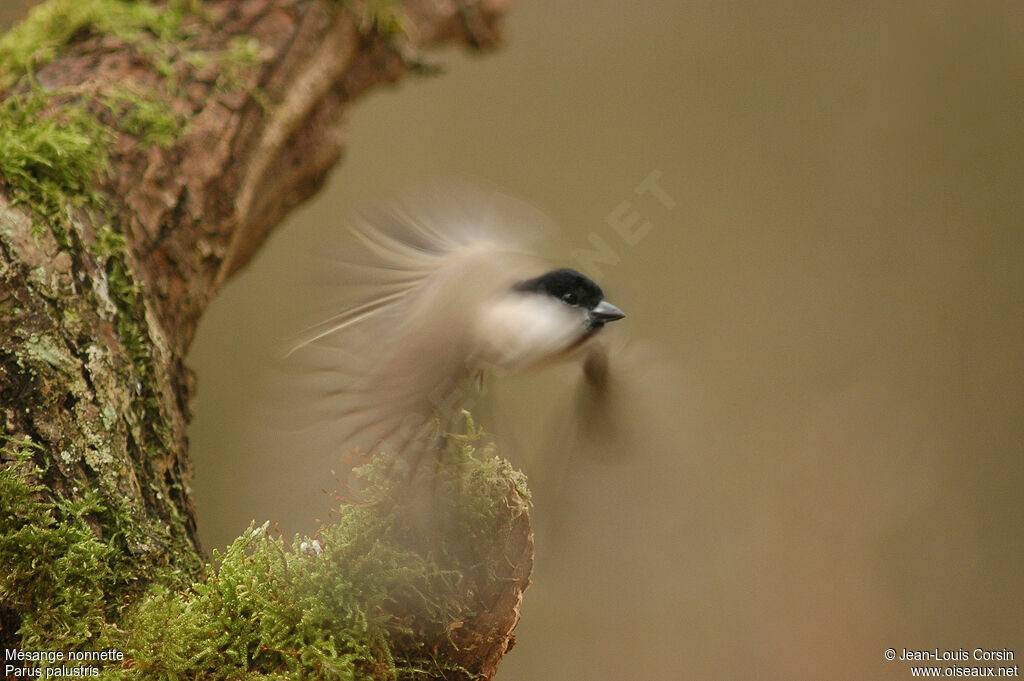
561 292 578 305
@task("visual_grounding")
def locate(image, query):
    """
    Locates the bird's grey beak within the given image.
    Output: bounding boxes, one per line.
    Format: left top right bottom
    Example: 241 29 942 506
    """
591 300 626 324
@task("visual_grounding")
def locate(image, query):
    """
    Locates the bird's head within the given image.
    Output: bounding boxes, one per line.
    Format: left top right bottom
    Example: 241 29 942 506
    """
514 268 625 331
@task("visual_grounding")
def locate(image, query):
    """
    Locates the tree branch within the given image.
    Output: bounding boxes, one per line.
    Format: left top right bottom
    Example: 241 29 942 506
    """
0 1 529 678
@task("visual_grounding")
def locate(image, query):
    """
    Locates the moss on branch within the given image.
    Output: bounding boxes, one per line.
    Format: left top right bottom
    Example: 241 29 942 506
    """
2 420 531 680
0 92 109 247
0 0 259 248
0 435 196 650
0 0 200 90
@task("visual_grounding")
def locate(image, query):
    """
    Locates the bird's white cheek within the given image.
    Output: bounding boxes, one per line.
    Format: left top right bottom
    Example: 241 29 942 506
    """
471 294 589 373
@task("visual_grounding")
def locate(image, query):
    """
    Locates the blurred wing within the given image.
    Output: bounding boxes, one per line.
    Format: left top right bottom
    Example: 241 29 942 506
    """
516 336 680 537
569 338 678 461
283 187 548 475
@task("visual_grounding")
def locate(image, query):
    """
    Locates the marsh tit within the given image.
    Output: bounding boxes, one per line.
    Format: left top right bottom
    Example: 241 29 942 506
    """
287 188 626 474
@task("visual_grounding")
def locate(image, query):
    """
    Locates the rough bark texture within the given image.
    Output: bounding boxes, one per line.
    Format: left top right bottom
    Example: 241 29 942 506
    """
443 480 533 679
0 1 528 678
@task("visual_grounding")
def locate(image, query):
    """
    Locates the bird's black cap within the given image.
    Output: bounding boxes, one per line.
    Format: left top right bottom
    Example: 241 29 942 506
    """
515 268 625 328
514 268 606 309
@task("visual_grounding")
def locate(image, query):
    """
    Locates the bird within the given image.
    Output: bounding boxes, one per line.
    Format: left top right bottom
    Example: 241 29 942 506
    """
283 186 627 486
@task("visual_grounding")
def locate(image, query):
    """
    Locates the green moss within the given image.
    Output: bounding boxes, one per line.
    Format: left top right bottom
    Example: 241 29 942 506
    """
89 223 128 259
0 0 265 250
87 226 147 378
0 87 158 428
101 86 183 148
184 34 264 97
351 0 407 39
94 419 530 681
0 92 110 247
0 434 192 652
0 0 263 99
0 87 180 250
0 4 268 504
0 0 196 90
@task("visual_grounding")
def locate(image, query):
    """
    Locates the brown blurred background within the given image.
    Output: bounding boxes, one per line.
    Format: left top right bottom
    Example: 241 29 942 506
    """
5 2 1022 679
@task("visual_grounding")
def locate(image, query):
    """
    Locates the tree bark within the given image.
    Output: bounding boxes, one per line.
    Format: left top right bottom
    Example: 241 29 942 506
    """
0 1 528 677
